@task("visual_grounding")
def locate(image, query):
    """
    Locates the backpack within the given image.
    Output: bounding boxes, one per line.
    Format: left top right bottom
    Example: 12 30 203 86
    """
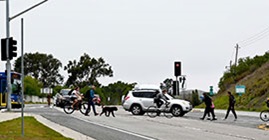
68 89 74 95
232 96 236 104
85 89 91 99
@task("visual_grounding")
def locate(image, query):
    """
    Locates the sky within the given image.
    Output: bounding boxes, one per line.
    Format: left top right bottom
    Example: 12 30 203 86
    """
0 0 269 92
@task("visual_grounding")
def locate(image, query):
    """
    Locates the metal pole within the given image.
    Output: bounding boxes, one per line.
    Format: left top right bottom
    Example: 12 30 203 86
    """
234 44 239 67
10 0 48 21
5 0 48 112
21 18 24 137
6 0 12 111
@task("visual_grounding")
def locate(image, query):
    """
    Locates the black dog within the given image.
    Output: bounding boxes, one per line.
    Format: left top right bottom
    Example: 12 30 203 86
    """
100 106 118 117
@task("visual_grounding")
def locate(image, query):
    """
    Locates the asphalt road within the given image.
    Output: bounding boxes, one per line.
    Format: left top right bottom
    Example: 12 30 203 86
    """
22 104 269 140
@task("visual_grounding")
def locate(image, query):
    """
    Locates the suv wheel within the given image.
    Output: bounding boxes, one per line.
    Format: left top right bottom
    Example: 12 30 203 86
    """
171 105 184 117
131 104 143 115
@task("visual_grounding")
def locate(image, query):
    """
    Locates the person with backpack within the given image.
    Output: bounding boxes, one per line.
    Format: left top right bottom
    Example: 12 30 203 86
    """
85 85 99 116
223 91 237 121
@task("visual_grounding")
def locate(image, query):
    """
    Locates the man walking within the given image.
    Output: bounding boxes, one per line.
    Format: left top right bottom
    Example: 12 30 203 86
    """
85 85 99 116
223 91 237 121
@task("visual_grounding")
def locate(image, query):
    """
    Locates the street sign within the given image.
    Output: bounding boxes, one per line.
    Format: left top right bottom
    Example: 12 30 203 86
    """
235 85 246 96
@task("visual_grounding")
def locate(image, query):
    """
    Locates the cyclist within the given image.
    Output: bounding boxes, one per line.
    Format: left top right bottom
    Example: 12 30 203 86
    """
71 87 83 109
154 89 169 109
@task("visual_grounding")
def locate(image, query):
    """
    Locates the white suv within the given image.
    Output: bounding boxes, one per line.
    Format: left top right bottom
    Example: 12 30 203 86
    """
122 86 192 117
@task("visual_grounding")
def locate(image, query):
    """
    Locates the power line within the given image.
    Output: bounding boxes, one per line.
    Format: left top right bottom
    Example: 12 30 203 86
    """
238 26 269 48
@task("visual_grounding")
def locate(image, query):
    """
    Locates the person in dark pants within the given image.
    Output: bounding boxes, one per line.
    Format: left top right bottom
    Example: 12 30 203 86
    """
223 91 237 121
154 89 168 116
200 92 217 121
85 85 99 116
47 93 51 107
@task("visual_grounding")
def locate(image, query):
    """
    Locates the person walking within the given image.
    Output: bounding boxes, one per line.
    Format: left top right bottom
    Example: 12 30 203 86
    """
223 91 237 121
85 85 99 116
200 92 217 121
47 93 51 107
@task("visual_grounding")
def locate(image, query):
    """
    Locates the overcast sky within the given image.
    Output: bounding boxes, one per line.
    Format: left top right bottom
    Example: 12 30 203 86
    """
1 0 269 92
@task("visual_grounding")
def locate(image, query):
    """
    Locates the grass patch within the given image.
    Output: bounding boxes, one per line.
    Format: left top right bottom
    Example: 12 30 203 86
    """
0 116 73 140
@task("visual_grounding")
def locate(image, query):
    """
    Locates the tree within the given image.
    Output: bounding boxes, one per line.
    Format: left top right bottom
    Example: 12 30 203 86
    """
191 89 201 107
14 52 64 87
98 81 136 105
162 78 173 94
24 76 43 97
64 53 113 87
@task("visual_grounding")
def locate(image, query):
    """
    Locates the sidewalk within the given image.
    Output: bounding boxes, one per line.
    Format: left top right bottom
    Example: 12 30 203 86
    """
0 109 94 140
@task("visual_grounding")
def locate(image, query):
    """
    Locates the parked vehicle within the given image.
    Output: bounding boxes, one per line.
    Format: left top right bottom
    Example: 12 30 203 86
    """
122 85 192 117
55 89 72 108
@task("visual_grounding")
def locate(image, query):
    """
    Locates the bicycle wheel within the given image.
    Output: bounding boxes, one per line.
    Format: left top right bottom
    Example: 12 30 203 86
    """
163 108 173 118
80 102 89 115
260 110 269 122
147 106 158 118
63 104 75 114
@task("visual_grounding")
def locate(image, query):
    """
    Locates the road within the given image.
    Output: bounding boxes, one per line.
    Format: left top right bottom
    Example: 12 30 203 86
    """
22 104 269 140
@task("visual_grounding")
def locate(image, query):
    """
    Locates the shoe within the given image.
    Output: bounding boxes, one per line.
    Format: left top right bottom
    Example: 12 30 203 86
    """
211 118 217 121
222 118 226 120
207 117 211 120
94 113 99 116
200 118 204 120
234 118 237 121
85 114 89 116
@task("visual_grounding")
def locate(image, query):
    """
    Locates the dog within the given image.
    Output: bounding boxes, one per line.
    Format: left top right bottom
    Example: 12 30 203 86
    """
100 105 118 117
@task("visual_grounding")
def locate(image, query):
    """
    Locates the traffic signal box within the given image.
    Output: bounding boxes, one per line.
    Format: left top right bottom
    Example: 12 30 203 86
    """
1 37 17 61
174 61 181 77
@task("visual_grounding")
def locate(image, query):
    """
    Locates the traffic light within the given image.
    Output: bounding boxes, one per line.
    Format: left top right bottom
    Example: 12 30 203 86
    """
1 38 7 61
1 37 17 61
174 61 181 77
9 37 17 60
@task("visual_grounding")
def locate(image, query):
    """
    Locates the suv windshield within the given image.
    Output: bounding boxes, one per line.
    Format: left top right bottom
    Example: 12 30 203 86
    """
61 89 71 96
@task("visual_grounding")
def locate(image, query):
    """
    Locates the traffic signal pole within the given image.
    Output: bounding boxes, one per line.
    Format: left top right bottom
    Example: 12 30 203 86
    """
6 0 12 111
4 0 48 111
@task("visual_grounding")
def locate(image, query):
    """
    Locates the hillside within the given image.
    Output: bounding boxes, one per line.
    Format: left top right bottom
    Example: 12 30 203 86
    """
213 60 269 111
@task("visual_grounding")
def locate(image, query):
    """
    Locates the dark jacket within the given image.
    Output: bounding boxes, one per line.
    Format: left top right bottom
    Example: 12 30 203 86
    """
203 94 212 108
229 95 236 106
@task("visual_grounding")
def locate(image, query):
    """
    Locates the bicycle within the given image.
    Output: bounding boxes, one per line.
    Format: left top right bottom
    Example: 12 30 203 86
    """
63 98 89 115
260 99 269 122
147 102 173 118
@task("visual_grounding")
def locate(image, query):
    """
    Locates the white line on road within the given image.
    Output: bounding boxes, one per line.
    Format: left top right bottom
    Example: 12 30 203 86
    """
55 106 156 140
75 116 157 140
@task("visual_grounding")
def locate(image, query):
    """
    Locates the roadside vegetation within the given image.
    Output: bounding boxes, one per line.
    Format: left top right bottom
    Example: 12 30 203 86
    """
0 116 72 140
212 52 269 111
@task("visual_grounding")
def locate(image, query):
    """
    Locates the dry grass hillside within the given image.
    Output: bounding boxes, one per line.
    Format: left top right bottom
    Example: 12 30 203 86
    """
213 61 269 111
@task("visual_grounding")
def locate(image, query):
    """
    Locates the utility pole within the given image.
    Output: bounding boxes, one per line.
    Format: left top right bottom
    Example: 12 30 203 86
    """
234 44 240 67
